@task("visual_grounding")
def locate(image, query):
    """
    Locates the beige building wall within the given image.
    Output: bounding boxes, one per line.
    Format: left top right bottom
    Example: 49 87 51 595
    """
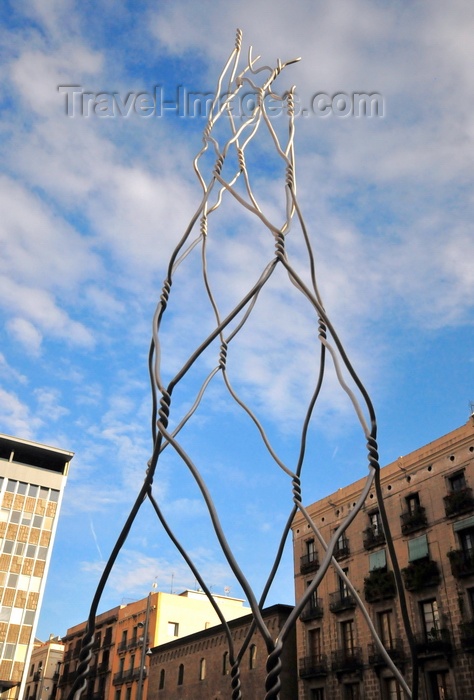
23 636 64 700
0 435 72 700
292 417 474 700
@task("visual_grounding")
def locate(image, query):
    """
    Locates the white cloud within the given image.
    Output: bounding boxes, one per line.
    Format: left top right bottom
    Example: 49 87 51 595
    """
6 318 43 356
0 388 42 438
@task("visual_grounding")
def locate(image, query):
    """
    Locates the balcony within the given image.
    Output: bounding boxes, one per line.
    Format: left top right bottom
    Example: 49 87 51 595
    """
300 598 324 621
331 647 363 675
368 639 406 667
329 590 357 613
459 620 474 651
333 538 350 561
414 629 452 658
300 551 320 574
447 549 474 578
117 641 128 654
113 669 141 686
97 663 110 675
444 487 474 518
402 559 440 592
400 506 428 535
363 527 386 550
364 570 397 603
299 654 328 679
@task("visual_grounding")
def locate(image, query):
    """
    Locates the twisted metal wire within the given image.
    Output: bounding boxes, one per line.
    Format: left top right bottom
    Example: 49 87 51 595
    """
69 30 418 700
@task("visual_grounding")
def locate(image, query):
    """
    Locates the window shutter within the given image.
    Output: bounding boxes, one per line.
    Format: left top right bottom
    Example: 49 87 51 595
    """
369 549 386 571
408 534 429 561
454 516 474 532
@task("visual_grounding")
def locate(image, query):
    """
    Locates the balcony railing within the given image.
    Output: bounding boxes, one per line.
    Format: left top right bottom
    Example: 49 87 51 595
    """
331 647 363 674
113 669 141 686
329 590 356 613
460 620 474 651
447 549 474 578
400 506 428 535
363 527 386 550
300 598 324 621
368 639 405 666
402 559 440 592
300 552 320 574
97 663 110 675
299 654 328 679
333 538 350 561
364 570 397 603
444 487 474 517
414 629 452 657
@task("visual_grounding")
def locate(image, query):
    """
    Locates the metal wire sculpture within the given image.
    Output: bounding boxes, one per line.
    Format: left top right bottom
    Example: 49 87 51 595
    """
69 30 418 700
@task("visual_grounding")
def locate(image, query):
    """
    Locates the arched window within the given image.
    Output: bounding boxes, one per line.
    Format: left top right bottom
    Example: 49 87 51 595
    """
158 669 165 690
222 651 229 675
249 644 257 669
177 664 184 686
199 658 206 680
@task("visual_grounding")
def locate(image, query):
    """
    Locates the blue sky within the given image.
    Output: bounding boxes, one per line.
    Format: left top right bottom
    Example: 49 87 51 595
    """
1 0 473 640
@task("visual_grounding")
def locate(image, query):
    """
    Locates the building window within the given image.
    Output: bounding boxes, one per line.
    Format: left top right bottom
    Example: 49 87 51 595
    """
125 688 131 700
306 578 319 607
310 690 324 700
167 622 179 637
177 663 184 686
339 567 350 597
344 683 361 699
421 599 440 640
408 534 429 561
308 628 322 658
384 678 403 700
406 493 420 514
159 669 165 690
199 658 206 680
369 549 387 572
448 470 466 492
249 644 257 669
459 527 474 557
378 610 394 648
369 511 382 536
429 671 452 700
341 619 355 653
114 690 121 700
222 651 230 675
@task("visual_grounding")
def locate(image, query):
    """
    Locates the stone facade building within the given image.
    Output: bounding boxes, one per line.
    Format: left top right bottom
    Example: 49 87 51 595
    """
148 604 297 699
292 417 474 700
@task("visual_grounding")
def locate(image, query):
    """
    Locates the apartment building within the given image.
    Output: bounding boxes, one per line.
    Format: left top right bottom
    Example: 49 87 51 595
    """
292 417 474 700
23 636 64 700
148 604 297 699
0 434 72 700
57 589 249 700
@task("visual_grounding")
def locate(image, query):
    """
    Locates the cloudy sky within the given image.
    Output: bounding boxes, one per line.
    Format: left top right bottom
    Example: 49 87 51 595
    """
1 0 473 639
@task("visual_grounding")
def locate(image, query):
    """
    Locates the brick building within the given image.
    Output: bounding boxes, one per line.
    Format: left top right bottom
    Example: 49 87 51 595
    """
148 604 297 699
57 589 249 700
292 417 474 700
0 434 72 700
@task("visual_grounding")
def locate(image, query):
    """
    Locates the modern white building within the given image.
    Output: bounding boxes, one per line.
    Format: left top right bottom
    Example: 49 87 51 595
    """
0 435 73 700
